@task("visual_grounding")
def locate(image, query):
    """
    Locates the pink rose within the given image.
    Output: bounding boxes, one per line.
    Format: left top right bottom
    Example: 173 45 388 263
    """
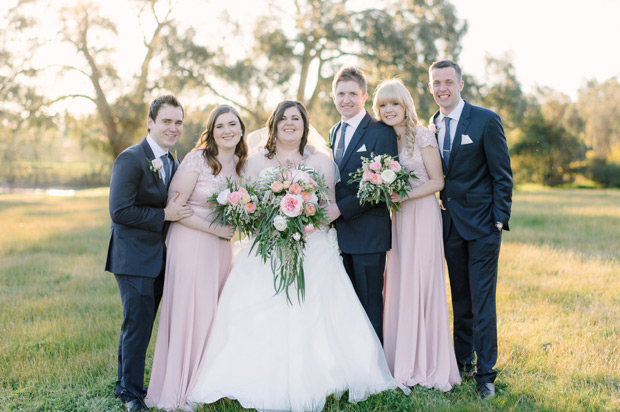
362 170 374 182
244 202 257 214
369 173 383 185
304 203 316 216
151 158 163 169
308 177 318 187
304 224 317 235
271 181 284 193
238 187 248 195
369 161 382 172
227 191 243 206
288 183 303 195
279 194 304 217
389 160 402 172
292 170 311 184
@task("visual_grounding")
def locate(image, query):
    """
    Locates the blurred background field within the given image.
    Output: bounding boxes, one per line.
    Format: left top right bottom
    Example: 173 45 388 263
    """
0 188 618 411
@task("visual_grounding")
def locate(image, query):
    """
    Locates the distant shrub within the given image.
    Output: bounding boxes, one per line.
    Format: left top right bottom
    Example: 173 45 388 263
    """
588 157 620 188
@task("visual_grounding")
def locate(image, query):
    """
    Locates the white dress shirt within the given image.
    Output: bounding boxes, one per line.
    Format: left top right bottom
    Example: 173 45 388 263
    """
335 109 367 153
437 99 465 158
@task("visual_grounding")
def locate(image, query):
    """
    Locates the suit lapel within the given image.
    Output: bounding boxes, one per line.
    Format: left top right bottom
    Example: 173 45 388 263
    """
448 101 472 171
340 112 370 168
141 139 168 199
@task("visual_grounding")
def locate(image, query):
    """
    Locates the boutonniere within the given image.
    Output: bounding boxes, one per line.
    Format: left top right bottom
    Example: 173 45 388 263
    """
326 139 333 149
428 123 440 135
146 157 163 179
174 150 178 161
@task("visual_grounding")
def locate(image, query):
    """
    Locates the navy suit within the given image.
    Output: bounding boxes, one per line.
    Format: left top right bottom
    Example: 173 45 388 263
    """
432 101 512 384
330 112 398 341
105 138 178 402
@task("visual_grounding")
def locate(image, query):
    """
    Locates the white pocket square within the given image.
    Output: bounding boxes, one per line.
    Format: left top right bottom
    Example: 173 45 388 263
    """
357 144 367 152
461 134 473 145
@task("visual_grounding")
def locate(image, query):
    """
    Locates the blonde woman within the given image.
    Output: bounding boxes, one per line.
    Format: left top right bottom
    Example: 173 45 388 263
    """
373 79 460 391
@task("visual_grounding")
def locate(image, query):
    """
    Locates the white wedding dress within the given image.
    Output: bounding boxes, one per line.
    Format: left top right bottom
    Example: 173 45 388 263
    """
187 157 405 412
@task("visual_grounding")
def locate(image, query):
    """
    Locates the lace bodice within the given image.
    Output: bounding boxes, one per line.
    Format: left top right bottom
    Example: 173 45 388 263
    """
177 150 237 209
398 126 438 189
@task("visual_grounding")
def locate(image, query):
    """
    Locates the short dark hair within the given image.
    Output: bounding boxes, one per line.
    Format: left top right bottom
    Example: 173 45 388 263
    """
332 66 367 94
147 95 184 130
265 100 309 159
429 60 462 81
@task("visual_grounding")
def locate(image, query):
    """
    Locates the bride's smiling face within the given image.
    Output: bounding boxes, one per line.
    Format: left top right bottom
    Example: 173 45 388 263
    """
276 106 304 145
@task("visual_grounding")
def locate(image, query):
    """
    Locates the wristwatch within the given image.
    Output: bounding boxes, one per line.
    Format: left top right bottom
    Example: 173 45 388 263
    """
495 221 504 231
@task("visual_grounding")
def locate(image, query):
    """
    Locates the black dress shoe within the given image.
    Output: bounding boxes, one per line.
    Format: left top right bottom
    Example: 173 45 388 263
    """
477 382 496 400
122 398 149 411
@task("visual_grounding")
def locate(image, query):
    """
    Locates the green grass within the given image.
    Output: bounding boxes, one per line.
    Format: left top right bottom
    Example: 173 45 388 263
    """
0 188 618 411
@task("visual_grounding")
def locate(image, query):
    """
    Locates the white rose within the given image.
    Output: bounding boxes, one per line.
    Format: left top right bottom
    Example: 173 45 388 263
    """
374 155 382 163
310 193 318 204
292 232 301 241
381 169 397 184
217 188 231 205
273 215 288 231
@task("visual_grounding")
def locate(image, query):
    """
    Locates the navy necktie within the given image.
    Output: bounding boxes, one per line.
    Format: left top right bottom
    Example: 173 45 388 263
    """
161 153 172 185
442 116 452 165
334 122 348 165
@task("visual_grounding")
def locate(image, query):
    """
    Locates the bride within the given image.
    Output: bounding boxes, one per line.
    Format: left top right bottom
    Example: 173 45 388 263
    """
187 100 406 412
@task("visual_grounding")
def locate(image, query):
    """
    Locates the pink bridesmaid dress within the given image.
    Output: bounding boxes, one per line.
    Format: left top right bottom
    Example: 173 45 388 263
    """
145 150 233 410
383 126 461 391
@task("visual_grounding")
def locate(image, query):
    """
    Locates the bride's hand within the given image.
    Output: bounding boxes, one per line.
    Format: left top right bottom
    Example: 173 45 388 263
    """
390 192 405 203
211 224 235 240
323 203 341 223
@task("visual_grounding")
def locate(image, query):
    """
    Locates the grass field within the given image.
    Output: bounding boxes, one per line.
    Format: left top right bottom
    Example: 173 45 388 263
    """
0 188 618 411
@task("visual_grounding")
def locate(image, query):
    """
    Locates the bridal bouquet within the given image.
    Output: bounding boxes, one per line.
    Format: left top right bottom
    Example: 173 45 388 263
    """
348 153 416 212
208 178 260 238
252 165 329 303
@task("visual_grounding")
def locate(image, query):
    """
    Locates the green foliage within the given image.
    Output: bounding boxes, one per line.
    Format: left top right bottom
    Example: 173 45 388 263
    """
477 54 530 130
512 93 587 186
1 189 618 411
221 0 466 132
587 157 620 188
577 77 620 159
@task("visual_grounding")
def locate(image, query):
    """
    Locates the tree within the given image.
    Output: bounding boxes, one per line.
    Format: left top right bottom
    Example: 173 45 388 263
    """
217 0 467 134
512 90 587 186
576 77 620 160
10 0 214 159
477 54 530 130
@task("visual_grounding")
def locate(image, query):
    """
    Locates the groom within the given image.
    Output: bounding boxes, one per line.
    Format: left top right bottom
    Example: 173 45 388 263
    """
329 66 397 342
429 60 512 399
105 95 193 411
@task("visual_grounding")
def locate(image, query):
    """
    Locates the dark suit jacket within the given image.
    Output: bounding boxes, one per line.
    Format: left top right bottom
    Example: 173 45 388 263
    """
105 138 178 278
329 112 398 254
432 101 512 241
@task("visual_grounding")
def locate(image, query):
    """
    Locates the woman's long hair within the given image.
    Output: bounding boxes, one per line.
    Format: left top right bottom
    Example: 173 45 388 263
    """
264 100 309 159
194 105 248 175
372 79 421 151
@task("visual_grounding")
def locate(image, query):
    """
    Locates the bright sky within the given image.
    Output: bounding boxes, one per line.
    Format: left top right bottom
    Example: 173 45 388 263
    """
7 0 620 107
454 0 620 99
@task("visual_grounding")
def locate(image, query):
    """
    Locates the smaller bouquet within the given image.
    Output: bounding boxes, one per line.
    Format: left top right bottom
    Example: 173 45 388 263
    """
348 152 417 212
208 178 260 239
252 165 329 303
